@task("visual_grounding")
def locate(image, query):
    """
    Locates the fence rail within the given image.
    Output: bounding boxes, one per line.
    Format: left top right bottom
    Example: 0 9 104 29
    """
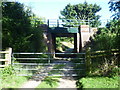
13 62 84 65
13 52 86 54
85 48 120 74
90 49 119 54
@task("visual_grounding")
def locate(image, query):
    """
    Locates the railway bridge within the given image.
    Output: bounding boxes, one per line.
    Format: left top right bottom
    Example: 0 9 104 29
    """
40 19 97 56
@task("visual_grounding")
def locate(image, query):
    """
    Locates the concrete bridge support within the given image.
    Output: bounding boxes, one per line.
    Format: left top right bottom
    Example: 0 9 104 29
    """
80 25 97 48
74 33 81 53
40 24 55 55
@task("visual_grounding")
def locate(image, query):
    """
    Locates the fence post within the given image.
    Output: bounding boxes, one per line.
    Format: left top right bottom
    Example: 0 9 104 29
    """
85 47 91 75
5 47 12 66
48 54 51 64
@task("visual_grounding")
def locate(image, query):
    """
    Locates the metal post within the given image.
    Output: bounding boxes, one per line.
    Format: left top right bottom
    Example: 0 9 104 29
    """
48 54 51 64
11 53 15 66
57 19 59 27
0 3 2 51
47 19 49 27
0 5 2 64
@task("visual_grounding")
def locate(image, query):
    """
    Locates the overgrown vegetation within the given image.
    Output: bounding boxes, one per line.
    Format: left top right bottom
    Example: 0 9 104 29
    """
2 2 46 52
56 37 74 52
1 65 30 88
77 76 119 88
77 26 119 88
76 1 120 88
1 2 48 89
86 19 120 76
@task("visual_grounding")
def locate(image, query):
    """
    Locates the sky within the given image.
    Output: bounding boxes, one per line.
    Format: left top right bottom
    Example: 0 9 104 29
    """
15 0 113 26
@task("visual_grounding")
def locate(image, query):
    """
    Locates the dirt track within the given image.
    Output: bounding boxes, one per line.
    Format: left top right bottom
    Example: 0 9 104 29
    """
20 60 77 88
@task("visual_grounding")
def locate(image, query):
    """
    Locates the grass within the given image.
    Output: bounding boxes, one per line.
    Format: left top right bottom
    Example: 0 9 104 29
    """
76 63 119 88
48 64 65 75
36 76 59 88
48 70 62 75
1 75 29 88
53 64 65 69
77 75 119 88
1 65 30 89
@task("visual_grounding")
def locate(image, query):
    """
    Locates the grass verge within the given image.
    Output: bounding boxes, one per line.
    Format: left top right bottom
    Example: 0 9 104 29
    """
1 75 29 88
1 65 30 89
77 75 119 88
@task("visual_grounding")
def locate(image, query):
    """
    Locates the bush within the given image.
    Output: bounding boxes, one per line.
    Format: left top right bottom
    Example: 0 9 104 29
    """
1 65 30 88
77 76 119 88
91 29 116 51
89 55 119 77
87 20 120 76
1 65 15 79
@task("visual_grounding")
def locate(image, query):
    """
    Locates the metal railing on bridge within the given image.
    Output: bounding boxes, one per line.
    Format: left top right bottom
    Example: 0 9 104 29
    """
41 19 95 27
41 19 111 28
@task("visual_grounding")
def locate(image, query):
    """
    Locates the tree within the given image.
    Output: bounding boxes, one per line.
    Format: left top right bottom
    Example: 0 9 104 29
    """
2 2 31 51
109 0 120 19
2 2 45 52
60 2 101 27
108 0 120 49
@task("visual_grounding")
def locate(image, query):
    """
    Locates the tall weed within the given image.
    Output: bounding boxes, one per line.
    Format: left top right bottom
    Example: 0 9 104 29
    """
1 65 15 80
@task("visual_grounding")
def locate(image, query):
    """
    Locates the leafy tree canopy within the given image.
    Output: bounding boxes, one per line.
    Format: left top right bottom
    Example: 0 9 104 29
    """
109 0 120 19
60 2 101 27
108 0 120 40
107 0 120 49
2 2 46 52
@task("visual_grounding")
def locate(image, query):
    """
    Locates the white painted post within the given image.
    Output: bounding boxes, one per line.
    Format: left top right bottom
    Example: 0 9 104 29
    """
77 33 80 53
5 47 12 66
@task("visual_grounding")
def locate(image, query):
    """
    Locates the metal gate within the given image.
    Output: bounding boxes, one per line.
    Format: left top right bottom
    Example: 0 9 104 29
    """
12 52 86 77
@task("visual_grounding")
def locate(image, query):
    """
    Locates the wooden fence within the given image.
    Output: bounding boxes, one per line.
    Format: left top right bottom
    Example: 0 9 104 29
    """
85 47 120 74
0 48 12 67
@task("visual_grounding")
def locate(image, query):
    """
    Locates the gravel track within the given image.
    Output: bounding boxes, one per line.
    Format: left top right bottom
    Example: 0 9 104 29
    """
20 60 77 88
